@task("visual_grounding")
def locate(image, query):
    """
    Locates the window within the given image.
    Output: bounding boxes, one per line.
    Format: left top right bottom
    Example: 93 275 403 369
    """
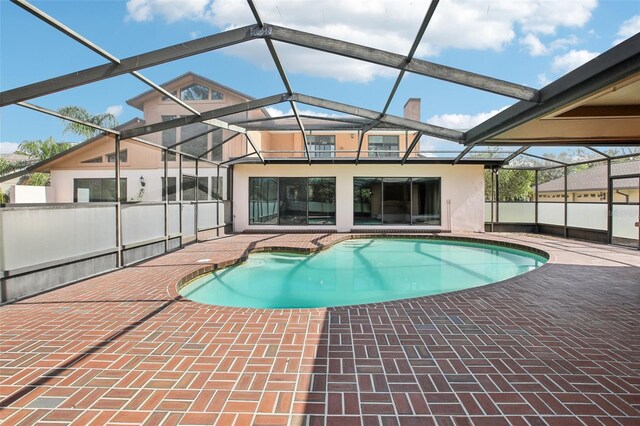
182 175 196 201
411 178 440 225
197 177 209 201
161 115 178 161
210 129 223 161
353 177 440 225
81 156 102 164
161 90 177 101
354 178 382 225
249 177 278 224
249 177 336 225
211 176 223 200
368 135 399 157
279 177 308 225
180 84 209 101
383 178 411 224
106 150 127 163
161 115 177 146
211 90 223 100
308 135 335 158
74 178 127 202
308 178 336 224
180 122 209 159
162 177 177 201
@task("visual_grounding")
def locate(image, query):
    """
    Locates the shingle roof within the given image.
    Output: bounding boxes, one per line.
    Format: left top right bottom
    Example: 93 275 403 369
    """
537 160 640 192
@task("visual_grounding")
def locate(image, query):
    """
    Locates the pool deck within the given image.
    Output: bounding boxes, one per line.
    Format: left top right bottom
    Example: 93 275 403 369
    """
1 233 639 425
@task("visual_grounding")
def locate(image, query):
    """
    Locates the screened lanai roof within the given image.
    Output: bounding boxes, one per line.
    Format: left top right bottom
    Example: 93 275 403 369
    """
0 0 639 172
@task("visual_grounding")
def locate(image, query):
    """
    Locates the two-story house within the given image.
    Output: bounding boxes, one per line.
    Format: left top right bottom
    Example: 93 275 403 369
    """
17 72 487 233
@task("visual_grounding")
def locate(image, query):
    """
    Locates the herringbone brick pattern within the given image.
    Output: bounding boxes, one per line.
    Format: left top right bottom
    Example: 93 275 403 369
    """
0 233 638 425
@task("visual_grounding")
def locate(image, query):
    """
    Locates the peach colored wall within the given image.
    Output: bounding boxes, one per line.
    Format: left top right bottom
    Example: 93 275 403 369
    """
261 131 417 158
134 75 270 163
41 137 163 171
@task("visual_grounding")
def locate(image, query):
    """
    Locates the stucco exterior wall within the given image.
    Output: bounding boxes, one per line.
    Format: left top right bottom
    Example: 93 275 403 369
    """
233 164 485 233
261 131 417 158
50 167 226 203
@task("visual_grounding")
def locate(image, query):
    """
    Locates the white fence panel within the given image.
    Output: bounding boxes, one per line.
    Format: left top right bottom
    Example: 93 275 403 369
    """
0 205 116 271
567 203 607 230
168 204 180 235
498 203 535 223
122 204 165 245
484 202 493 222
613 205 639 239
197 202 217 230
182 203 196 237
538 203 565 226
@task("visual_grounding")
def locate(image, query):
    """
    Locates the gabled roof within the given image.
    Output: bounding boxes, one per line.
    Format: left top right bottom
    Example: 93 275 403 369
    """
126 72 257 111
0 117 145 182
537 160 640 192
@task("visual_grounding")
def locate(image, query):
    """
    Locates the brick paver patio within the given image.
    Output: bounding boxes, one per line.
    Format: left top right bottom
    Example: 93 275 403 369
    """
1 233 639 425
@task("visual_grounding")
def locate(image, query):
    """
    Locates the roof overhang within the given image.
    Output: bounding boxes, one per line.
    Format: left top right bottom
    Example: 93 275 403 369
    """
467 33 640 147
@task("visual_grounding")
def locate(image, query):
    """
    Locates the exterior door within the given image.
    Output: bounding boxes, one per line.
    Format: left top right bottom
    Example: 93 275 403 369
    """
609 175 640 249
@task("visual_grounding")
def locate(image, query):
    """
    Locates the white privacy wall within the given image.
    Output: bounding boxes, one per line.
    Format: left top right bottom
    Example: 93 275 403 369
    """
233 164 485 233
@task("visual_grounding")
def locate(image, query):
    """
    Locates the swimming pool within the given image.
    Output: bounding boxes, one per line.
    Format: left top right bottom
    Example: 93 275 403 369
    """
179 238 547 309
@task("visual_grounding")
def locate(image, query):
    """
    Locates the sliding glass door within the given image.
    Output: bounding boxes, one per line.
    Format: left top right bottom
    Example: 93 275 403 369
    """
249 177 336 225
353 177 441 225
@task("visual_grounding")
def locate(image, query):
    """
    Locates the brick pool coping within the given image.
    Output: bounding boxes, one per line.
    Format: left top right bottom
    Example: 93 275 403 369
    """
1 232 639 425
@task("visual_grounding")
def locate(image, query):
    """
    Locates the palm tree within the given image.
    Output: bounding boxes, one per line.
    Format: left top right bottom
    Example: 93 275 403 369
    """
7 137 76 186
0 157 29 176
58 106 118 139
15 137 75 161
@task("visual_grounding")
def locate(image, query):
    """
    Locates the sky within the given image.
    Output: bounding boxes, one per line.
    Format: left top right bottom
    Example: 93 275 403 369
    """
1 0 639 154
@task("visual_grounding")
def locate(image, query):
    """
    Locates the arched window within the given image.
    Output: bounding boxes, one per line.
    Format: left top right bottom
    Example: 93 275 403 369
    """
180 84 209 101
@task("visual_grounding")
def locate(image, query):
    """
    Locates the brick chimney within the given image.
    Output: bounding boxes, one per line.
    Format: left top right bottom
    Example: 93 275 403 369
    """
403 98 421 121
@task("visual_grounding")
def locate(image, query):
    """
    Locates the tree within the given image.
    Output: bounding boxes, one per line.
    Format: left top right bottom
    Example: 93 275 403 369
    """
0 157 29 176
58 106 118 139
485 169 535 201
15 137 75 161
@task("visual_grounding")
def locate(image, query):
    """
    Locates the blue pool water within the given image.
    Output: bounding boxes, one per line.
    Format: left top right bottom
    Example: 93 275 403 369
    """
179 238 547 309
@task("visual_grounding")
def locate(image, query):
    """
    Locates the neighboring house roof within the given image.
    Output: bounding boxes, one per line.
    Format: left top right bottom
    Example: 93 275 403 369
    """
126 72 258 111
1 152 30 162
537 160 640 192
0 153 32 186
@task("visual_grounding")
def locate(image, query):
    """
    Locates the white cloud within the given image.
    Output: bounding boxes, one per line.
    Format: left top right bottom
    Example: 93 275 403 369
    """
418 105 510 153
106 105 124 117
520 33 547 56
0 142 20 154
264 106 285 117
520 33 580 57
125 0 598 82
613 15 640 45
419 137 463 155
265 106 350 119
549 35 579 51
428 106 509 131
513 0 596 35
125 0 210 23
537 73 552 87
551 49 599 74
